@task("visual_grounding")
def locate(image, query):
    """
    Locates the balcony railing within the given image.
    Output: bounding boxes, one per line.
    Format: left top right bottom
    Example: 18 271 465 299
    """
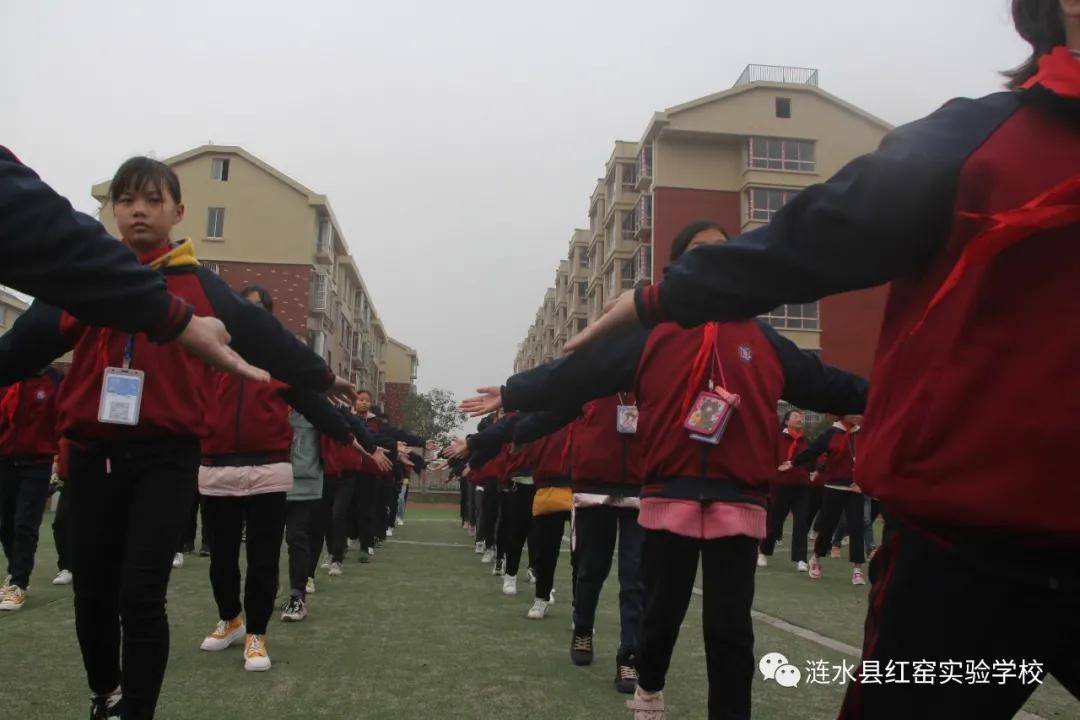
635 195 652 239
634 244 652 286
734 64 819 87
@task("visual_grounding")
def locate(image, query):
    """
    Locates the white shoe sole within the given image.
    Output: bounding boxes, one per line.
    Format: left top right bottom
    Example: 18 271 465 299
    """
0 603 24 612
244 659 272 671
200 627 246 652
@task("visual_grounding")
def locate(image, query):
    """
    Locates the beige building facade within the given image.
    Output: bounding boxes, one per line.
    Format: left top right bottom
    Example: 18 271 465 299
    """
515 65 892 378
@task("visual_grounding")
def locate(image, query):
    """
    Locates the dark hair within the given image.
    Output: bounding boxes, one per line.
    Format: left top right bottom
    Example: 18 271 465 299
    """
1004 0 1065 89
670 220 729 262
109 156 181 205
780 409 801 431
240 285 274 314
356 389 372 399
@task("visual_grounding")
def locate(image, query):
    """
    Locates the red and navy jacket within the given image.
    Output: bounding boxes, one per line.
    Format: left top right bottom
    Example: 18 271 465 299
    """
792 422 857 486
502 321 865 506
0 241 335 445
201 374 355 468
772 427 811 487
633 48 1080 538
0 147 193 342
567 395 643 496
0 367 64 461
321 434 345 479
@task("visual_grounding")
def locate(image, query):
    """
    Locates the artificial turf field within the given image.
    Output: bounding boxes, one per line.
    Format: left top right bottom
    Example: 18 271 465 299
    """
0 503 1074 719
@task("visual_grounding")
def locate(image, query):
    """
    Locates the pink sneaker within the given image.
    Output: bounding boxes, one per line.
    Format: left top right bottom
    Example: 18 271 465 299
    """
626 687 665 720
852 567 866 585
808 556 822 579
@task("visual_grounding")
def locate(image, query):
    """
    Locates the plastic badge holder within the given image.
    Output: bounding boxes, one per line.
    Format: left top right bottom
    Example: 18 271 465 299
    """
683 390 737 445
616 404 638 435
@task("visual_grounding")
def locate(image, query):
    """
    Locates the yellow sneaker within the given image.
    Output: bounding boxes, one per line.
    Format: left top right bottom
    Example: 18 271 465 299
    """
244 634 271 672
200 616 246 651
0 585 26 611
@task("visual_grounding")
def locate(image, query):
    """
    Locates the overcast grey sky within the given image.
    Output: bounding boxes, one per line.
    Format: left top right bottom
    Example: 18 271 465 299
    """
1 1 1027 430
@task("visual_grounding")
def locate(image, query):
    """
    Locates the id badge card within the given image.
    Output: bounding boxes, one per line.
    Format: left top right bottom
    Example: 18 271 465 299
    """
684 390 736 445
616 404 638 435
98 367 145 426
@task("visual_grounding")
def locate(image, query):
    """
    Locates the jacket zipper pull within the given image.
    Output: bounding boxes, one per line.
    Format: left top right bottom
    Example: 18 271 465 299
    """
105 457 112 475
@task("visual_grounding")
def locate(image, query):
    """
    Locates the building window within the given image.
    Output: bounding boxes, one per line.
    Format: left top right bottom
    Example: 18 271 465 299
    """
206 207 225 239
577 281 587 306
578 249 588 268
748 137 815 172
776 97 792 118
747 188 798 223
620 260 635 290
761 302 820 330
311 273 329 311
639 144 653 178
575 317 587 333
203 261 221 275
621 163 638 190
316 218 332 254
621 209 639 237
211 158 230 181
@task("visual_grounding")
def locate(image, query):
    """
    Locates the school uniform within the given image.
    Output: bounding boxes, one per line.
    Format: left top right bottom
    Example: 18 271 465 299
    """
199 372 353 635
0 239 338 719
631 48 1080 719
792 422 865 564
502 319 866 719
760 427 812 563
0 368 62 591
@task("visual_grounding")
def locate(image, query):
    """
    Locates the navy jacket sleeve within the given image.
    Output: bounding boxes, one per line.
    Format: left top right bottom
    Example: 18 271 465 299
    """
199 268 334 393
281 390 353 445
502 326 648 415
793 428 838 468
0 301 75 386
757 321 868 416
0 148 193 342
635 94 1021 328
513 410 578 445
467 414 520 453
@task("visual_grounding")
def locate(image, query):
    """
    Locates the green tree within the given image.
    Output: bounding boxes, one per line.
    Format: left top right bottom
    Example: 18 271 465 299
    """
402 387 468 447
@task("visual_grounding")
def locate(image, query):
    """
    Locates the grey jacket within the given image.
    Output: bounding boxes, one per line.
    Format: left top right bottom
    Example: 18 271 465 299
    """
288 410 324 501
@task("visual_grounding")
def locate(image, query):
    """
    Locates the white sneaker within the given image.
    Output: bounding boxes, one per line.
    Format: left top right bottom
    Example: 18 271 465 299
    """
527 598 549 619
53 569 73 585
347 538 360 550
474 541 485 555
320 560 330 569
172 553 184 569
796 561 809 573
367 546 375 556
305 577 316 594
757 553 768 568
200 618 246 651
527 568 537 585
1 573 12 594
243 634 271 671
328 562 343 577
481 549 494 564
386 527 394 538
492 558 504 576
502 575 518 596
395 518 405 527
852 567 867 586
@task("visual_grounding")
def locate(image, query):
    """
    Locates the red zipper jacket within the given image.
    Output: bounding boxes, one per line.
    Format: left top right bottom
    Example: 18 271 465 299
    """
0 240 334 444
201 374 352 467
0 368 63 461
772 427 811 487
503 321 866 506
570 394 643 495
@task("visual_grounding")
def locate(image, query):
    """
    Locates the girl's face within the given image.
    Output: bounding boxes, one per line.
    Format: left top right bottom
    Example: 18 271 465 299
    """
112 182 184 255
787 412 804 431
355 393 372 415
686 227 728 253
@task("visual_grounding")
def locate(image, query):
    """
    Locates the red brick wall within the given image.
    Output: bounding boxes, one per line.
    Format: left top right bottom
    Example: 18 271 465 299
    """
652 187 741 279
819 287 889 378
208 261 312 337
383 382 412 428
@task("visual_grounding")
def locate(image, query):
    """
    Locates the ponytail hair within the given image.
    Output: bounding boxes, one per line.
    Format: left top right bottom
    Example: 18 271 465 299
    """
1003 0 1066 89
